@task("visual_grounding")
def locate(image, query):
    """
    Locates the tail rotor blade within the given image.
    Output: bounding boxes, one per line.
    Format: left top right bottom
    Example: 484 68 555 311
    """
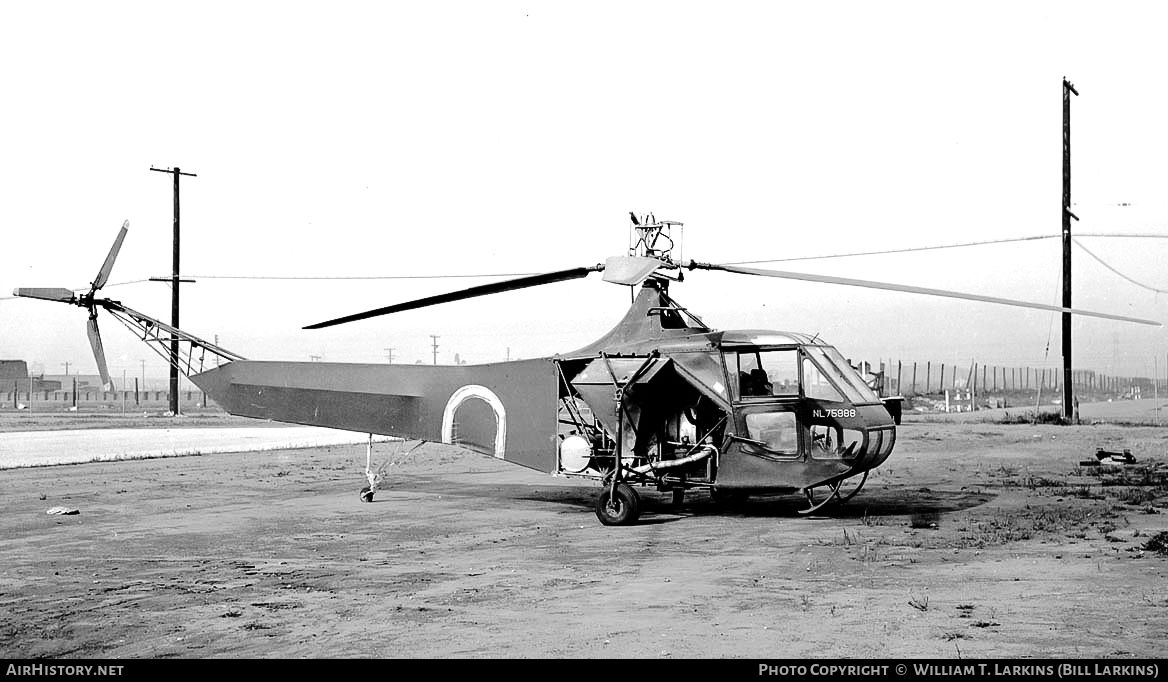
92 220 129 291
13 288 78 303
304 264 604 330
687 261 1161 327
87 314 114 391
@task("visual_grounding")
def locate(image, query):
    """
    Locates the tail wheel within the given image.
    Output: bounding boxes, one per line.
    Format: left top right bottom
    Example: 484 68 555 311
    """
595 483 641 526
359 486 375 503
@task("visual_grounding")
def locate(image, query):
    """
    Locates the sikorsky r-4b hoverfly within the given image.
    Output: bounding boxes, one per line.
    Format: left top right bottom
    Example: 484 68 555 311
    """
14 215 1160 525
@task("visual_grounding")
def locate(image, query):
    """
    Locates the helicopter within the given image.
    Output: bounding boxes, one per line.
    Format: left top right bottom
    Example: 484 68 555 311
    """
12 215 1160 525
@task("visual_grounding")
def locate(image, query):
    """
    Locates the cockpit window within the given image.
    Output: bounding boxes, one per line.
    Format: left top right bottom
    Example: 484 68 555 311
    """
802 356 845 401
804 346 881 403
728 349 799 398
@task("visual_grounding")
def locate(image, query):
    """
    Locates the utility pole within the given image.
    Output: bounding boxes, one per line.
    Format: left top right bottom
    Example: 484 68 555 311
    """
384 348 395 363
150 166 197 416
431 335 440 365
1062 79 1078 419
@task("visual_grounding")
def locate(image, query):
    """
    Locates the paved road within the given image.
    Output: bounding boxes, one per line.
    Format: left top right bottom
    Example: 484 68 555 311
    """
0 426 388 469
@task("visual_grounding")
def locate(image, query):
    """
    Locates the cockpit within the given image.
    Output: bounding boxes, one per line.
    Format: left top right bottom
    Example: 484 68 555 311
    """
716 337 895 473
724 344 881 404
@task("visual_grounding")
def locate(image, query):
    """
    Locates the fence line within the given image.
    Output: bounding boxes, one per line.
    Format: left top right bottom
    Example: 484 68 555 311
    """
869 359 1156 401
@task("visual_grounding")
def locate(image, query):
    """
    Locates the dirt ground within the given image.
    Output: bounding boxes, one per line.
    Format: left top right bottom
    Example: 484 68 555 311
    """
1 418 1167 659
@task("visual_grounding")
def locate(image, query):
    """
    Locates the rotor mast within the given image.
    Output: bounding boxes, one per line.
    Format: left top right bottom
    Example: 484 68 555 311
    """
628 213 683 292
628 212 682 261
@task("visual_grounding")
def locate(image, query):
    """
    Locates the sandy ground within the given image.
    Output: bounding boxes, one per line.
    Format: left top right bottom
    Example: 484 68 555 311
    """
1 419 1167 659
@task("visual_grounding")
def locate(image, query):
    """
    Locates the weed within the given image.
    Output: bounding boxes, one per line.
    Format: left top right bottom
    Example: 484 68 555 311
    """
908 594 929 612
996 410 1068 425
860 509 887 527
910 512 939 529
955 515 1032 548
1143 531 1168 557
1109 487 1158 506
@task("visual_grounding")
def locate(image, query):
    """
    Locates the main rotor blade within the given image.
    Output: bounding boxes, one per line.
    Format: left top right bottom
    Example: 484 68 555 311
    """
13 287 78 303
92 220 129 291
86 314 114 391
304 264 604 330
687 261 1161 327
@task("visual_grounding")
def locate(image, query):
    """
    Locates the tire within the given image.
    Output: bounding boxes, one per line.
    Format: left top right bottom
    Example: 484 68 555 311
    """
671 488 685 508
359 486 375 503
595 483 641 526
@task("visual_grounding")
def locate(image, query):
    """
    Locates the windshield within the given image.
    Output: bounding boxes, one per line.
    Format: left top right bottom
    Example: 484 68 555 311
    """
804 346 881 403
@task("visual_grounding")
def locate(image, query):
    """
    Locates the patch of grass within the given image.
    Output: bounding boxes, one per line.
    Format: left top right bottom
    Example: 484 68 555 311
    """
996 410 1069 425
955 516 1032 548
1030 506 1092 534
910 512 939 529
1108 487 1158 506
1143 531 1168 557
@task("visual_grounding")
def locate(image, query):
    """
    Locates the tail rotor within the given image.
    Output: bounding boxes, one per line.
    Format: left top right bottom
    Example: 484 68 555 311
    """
13 220 129 391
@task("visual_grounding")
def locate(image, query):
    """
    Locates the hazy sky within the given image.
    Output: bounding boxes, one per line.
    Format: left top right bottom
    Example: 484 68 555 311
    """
3 1 1168 386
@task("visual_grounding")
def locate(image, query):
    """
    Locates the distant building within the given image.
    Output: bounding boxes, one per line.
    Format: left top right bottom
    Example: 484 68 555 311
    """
42 374 101 388
0 360 29 384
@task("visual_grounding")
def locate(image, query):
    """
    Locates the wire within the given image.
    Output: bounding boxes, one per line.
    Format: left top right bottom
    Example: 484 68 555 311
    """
1073 238 1168 294
725 231 1168 266
5 231 1167 298
179 272 541 282
723 234 1060 264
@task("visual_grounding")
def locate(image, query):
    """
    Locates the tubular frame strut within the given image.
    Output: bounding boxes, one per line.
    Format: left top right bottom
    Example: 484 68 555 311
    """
101 299 246 380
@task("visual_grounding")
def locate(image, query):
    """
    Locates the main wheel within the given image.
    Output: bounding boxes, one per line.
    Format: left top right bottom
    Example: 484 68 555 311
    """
671 488 685 508
359 486 375 503
595 483 641 526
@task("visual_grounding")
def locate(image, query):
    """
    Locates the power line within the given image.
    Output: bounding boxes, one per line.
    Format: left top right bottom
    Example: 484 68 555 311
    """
1073 238 1168 294
723 234 1061 265
179 272 543 281
6 231 1168 300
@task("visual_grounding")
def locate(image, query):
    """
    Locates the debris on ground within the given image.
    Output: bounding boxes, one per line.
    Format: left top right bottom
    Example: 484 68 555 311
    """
1081 448 1137 467
45 506 79 515
1097 448 1136 463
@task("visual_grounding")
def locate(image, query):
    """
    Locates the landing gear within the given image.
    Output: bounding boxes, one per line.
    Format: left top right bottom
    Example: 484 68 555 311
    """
595 483 641 526
359 486 375 503
671 488 685 508
799 471 868 515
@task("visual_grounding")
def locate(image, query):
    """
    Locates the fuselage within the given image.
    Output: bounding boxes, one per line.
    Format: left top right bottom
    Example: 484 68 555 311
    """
190 282 898 492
